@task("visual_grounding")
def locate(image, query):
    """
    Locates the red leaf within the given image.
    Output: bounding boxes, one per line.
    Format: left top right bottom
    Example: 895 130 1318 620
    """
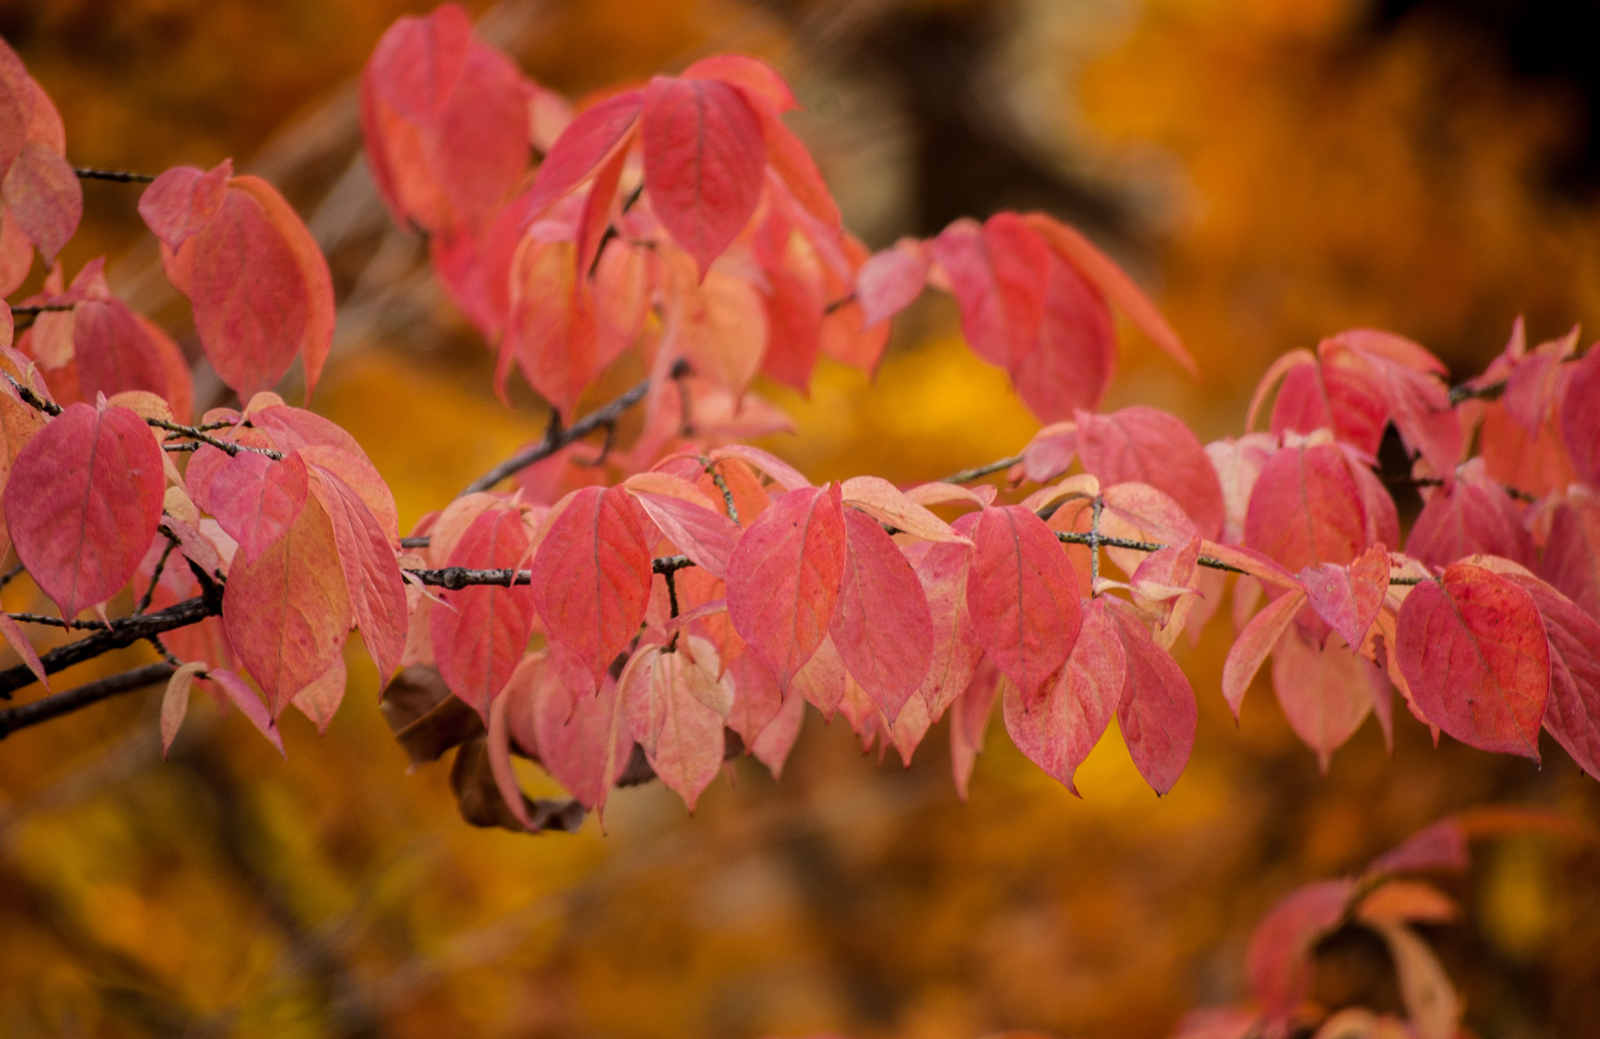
912 538 984 717
1222 587 1307 717
1272 625 1382 772
1301 543 1389 652
71 299 193 417
1006 248 1116 422
727 651 804 779
2 140 79 265
177 178 334 402
1560 346 1600 487
291 656 346 733
4 402 164 618
1024 212 1195 376
966 505 1081 701
1002 597 1125 794
137 160 231 251
512 647 631 813
726 484 848 687
829 507 934 722
363 4 471 124
1246 879 1356 1027
641 76 765 276
1077 407 1226 541
621 637 732 809
950 657 1001 801
431 505 537 719
928 214 1048 368
840 475 966 543
856 239 929 329
788 632 847 718
1107 598 1197 795
753 215 826 393
1542 497 1600 623
531 486 654 685
1507 573 1600 780
222 495 350 716
501 237 602 418
207 449 309 566
1397 562 1550 760
1368 820 1469 875
1206 433 1276 546
1268 355 1387 458
524 89 643 217
660 261 768 395
682 54 798 113
0 610 45 691
309 464 408 684
1245 440 1369 572
624 473 741 578
205 668 287 757
1405 462 1534 571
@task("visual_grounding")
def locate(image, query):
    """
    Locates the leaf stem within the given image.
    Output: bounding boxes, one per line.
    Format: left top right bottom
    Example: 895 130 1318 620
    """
943 454 1023 484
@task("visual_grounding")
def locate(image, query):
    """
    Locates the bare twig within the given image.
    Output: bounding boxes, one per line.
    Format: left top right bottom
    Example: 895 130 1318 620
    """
0 563 24 591
6 612 108 631
459 375 653 496
135 534 180 615
8 303 75 315
0 663 176 740
944 454 1023 484
73 167 157 183
147 418 284 459
0 593 219 699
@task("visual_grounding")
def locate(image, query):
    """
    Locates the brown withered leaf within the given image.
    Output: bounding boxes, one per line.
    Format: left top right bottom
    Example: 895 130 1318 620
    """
381 664 484 765
449 737 585 834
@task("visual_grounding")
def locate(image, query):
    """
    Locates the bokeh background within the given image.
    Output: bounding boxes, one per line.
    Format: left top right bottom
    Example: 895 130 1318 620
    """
1 0 1599 1035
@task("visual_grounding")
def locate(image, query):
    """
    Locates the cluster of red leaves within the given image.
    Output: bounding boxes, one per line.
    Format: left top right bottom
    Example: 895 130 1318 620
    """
0 8 1597 838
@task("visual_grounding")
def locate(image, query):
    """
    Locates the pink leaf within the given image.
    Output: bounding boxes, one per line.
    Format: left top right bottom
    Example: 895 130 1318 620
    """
1023 212 1196 376
682 54 797 113
2 140 80 265
856 239 929 329
431 505 537 719
207 449 309 566
1368 820 1470 875
524 89 643 217
291 656 346 733
223 496 350 716
708 444 811 492
1222 588 1307 717
1076 407 1226 540
1560 346 1600 488
912 538 984 717
950 657 1001 801
622 637 732 809
515 647 631 814
0 610 46 691
726 484 847 687
309 464 408 683
840 475 966 543
137 160 231 251
1506 573 1600 780
928 214 1048 368
625 479 741 578
1397 562 1550 760
1106 598 1197 795
1245 440 1370 572
502 237 602 418
531 486 653 685
1542 497 1600 623
160 660 208 757
641 76 765 276
727 651 804 779
1405 464 1534 571
205 667 287 757
1272 625 1381 772
3 402 163 618
1006 247 1116 422
829 507 934 721
1301 543 1389 652
1246 879 1356 1026
1002 596 1125 794
966 505 1081 701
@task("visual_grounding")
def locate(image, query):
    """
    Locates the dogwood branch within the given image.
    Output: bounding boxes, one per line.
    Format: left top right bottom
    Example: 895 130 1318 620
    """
0 593 218 698
0 663 176 740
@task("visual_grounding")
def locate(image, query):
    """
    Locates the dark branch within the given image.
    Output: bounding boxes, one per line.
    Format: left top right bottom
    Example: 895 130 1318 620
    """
149 418 283 459
0 662 175 740
459 371 666 496
8 303 74 315
0 593 218 699
74 167 157 183
407 555 695 591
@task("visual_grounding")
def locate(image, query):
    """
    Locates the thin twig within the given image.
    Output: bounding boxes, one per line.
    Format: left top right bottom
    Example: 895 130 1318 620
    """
146 418 284 459
407 555 698 592
8 303 75 315
701 456 739 526
0 563 24 591
460 375 653 496
73 167 157 183
2 373 61 416
944 454 1023 484
0 663 176 740
134 534 180 615
6 612 108 631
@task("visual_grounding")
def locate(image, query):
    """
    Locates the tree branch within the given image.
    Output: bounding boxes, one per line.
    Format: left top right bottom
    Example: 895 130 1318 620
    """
73 167 156 183
0 663 175 740
459 370 667 496
0 593 218 698
944 454 1023 484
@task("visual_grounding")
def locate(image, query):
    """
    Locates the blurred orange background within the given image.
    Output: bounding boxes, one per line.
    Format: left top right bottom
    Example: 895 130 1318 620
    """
1 0 1598 1036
